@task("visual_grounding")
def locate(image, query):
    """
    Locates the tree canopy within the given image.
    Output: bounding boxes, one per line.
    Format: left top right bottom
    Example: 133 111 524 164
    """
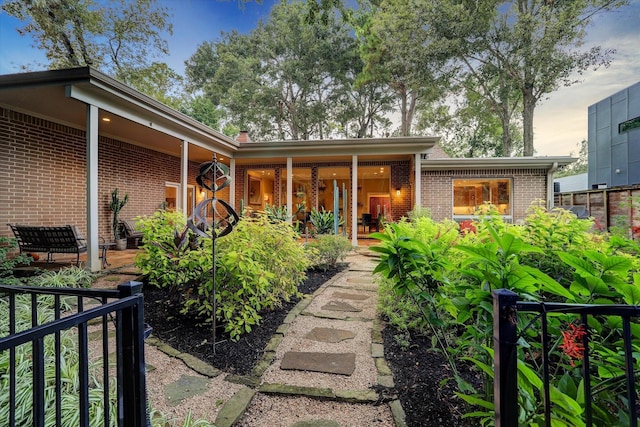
2 0 177 99
4 0 631 154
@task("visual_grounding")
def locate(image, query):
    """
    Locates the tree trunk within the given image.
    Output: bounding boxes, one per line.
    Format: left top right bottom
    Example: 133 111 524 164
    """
399 85 409 136
522 86 535 156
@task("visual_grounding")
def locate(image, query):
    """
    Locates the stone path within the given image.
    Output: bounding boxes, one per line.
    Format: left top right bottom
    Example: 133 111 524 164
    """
142 250 406 427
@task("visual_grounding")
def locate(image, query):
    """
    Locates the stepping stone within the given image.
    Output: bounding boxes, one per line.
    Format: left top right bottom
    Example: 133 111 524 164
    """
305 327 356 343
280 352 356 375
321 301 361 312
346 278 371 284
332 292 369 301
291 420 340 427
164 375 211 406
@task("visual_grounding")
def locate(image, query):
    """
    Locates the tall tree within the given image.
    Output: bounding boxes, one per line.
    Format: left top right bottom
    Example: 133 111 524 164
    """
424 0 628 156
2 0 173 76
356 0 452 136
185 1 388 141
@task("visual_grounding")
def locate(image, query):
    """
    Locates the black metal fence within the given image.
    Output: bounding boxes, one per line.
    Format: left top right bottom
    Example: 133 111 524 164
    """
493 289 640 427
0 281 148 427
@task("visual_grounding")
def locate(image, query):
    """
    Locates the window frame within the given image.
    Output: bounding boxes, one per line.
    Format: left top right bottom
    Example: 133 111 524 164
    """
452 178 513 221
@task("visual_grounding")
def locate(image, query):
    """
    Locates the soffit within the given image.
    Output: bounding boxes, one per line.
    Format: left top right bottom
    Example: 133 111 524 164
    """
0 67 235 163
234 137 438 161
422 157 577 170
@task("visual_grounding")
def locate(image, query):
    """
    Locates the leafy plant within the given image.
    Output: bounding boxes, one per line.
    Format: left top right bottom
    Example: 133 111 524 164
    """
307 234 352 270
28 265 94 288
136 211 311 342
135 210 206 301
211 214 311 340
109 188 129 240
309 208 340 235
371 223 463 385
373 203 640 426
0 296 118 426
263 203 290 222
0 235 32 284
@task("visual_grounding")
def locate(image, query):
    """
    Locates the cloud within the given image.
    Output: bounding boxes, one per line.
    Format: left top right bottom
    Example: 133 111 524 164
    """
534 3 640 156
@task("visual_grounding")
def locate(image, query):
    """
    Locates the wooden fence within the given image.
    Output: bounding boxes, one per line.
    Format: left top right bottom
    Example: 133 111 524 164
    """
554 185 640 236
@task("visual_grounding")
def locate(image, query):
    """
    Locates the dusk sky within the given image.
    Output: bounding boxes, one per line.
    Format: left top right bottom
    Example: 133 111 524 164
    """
1 0 638 157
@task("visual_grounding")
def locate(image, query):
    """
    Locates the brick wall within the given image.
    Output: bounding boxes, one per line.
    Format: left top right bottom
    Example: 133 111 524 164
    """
421 168 548 222
1 107 192 241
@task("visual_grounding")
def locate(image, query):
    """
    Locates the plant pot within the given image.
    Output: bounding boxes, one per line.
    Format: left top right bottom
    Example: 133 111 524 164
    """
115 238 128 251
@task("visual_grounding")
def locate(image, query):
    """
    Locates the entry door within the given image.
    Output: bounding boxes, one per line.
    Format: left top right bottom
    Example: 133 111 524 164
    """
369 196 390 219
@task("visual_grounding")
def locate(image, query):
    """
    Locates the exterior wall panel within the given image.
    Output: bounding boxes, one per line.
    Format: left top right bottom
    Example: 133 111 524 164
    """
588 81 640 189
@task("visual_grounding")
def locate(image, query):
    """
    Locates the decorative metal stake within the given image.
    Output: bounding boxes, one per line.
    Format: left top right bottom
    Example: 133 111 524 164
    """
187 154 239 354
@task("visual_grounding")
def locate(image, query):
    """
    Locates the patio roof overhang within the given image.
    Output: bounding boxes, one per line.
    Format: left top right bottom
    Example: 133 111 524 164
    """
233 136 439 164
422 156 577 171
0 67 237 162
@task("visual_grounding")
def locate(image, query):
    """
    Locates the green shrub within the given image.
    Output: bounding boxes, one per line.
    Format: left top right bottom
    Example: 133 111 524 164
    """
136 211 311 341
372 202 640 426
210 214 311 340
307 234 352 270
135 210 208 301
0 236 32 284
309 208 340 235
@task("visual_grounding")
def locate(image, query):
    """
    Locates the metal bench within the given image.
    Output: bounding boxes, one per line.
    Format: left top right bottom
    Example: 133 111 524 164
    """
8 224 87 266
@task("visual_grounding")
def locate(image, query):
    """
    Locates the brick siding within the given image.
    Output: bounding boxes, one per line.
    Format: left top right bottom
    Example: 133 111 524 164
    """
422 168 548 222
1 107 191 241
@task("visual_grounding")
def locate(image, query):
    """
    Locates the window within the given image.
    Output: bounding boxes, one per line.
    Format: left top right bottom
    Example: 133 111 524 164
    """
453 179 511 217
619 116 640 133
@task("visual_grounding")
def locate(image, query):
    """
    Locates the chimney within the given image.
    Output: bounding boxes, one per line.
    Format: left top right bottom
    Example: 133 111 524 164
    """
236 130 252 143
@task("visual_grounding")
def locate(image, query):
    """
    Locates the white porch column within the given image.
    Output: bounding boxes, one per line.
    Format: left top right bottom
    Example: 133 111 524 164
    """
86 104 100 272
286 157 293 223
180 141 188 212
351 155 358 246
229 158 236 208
414 153 422 210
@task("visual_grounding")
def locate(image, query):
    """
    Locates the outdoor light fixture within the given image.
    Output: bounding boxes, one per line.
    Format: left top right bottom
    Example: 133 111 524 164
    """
396 187 401 196
102 117 111 122
318 180 326 192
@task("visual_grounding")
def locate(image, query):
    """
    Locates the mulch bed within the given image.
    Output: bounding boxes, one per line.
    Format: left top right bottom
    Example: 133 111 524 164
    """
381 328 483 426
142 265 346 375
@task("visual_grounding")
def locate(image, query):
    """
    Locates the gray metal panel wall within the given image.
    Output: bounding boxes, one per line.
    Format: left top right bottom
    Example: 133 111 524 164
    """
587 81 640 189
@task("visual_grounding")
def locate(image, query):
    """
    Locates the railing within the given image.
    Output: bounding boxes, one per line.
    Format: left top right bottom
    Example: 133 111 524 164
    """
0 281 148 427
493 289 640 427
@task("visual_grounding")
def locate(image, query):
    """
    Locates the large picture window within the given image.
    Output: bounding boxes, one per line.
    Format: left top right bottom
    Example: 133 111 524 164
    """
453 179 511 217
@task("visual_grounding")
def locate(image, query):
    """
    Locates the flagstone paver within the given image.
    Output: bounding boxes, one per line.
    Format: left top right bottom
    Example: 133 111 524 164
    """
280 352 357 376
321 300 362 312
332 291 370 301
305 327 356 343
164 375 211 406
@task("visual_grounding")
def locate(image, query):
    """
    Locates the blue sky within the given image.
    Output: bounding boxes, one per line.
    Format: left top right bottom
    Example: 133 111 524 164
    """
1 0 639 156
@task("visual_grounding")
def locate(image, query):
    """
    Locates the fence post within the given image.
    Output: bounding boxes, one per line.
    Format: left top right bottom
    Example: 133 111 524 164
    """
118 281 147 427
493 289 519 427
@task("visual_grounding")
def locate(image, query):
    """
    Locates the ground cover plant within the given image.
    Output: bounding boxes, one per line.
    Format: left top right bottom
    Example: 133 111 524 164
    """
373 203 640 426
0 267 117 426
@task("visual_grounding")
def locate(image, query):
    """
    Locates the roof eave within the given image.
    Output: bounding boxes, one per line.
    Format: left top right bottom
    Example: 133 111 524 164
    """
235 136 439 159
422 157 578 170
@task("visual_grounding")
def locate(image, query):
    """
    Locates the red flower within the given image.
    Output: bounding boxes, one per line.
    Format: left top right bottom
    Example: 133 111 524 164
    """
459 220 476 234
559 323 587 367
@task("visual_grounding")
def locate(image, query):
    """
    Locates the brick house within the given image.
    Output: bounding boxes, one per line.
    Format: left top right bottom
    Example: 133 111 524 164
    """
0 67 574 271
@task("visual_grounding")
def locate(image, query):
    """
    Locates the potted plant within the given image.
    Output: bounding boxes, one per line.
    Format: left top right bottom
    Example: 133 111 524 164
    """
110 188 129 250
